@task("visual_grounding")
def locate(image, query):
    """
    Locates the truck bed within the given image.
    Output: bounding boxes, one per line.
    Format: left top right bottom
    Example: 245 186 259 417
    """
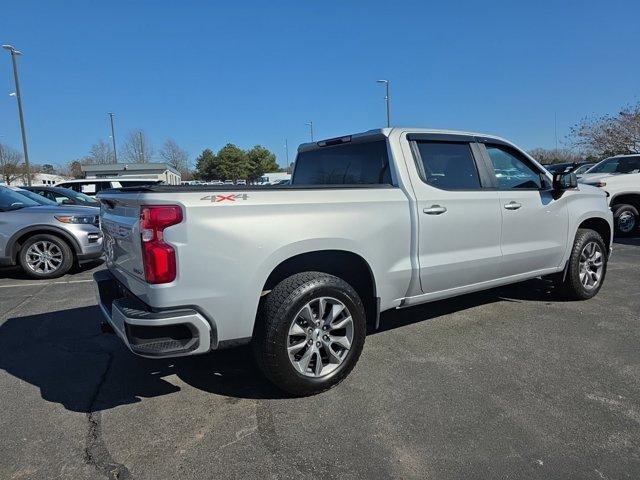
102 183 395 194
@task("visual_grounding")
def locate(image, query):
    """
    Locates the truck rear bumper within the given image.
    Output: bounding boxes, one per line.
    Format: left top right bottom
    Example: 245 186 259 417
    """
93 269 215 358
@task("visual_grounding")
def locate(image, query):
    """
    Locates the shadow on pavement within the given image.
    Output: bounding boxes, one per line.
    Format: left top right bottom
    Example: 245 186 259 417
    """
0 276 567 411
0 258 104 280
375 276 563 334
0 305 284 413
613 235 640 246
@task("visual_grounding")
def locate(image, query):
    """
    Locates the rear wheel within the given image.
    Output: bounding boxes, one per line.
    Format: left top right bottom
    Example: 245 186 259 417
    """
556 228 607 300
613 204 638 236
253 272 366 396
19 234 74 279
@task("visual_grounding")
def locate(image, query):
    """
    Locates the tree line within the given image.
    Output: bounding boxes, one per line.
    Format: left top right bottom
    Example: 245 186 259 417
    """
0 143 60 184
3 101 639 183
61 130 190 179
194 144 280 182
65 132 283 182
528 101 640 165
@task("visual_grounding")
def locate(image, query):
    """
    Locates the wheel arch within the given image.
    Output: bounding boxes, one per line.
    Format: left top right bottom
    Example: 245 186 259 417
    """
260 249 379 330
6 226 80 263
610 192 640 210
577 217 612 253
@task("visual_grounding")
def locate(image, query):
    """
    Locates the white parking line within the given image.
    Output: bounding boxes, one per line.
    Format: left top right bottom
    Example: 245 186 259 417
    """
0 278 94 289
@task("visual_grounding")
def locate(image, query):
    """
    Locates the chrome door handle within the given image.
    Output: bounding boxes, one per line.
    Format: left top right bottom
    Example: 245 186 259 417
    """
423 205 447 215
504 201 522 210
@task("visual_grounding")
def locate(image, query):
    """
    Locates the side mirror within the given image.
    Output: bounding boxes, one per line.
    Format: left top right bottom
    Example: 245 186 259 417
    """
553 172 577 190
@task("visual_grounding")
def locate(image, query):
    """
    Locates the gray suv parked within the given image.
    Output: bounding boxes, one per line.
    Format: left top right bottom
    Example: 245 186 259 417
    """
0 187 103 278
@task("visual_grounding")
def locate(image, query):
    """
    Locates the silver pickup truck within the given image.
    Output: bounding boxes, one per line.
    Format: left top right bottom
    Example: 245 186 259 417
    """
94 128 613 395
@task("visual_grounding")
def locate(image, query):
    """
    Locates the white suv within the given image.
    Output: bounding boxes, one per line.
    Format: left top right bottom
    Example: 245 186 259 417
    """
579 155 640 236
56 178 161 196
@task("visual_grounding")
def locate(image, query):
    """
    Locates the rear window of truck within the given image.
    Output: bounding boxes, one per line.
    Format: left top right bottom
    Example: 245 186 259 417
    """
293 141 392 185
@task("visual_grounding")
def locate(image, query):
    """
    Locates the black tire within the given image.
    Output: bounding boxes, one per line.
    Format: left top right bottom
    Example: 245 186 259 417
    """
613 204 639 237
19 234 74 279
556 228 607 300
253 272 366 396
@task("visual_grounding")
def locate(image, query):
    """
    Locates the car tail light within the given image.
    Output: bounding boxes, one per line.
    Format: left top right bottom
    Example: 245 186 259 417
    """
140 205 183 284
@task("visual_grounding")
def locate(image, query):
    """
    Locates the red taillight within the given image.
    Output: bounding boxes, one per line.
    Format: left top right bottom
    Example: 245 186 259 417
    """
140 205 183 284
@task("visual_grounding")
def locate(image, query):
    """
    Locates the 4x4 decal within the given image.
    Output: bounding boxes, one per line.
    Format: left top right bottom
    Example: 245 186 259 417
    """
200 193 249 203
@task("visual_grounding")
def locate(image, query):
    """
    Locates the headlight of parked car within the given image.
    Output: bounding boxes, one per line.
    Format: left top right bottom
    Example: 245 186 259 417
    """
55 215 99 225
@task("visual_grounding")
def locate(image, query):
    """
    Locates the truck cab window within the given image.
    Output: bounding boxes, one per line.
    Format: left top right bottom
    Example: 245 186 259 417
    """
486 145 542 189
415 141 481 190
293 140 391 185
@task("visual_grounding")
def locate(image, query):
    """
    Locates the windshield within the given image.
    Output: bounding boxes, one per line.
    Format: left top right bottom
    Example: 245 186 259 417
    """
588 156 640 174
59 188 99 204
0 188 41 211
14 189 57 205
573 164 593 174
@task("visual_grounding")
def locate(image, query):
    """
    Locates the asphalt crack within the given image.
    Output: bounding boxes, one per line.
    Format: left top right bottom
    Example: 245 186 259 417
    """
0 283 50 321
84 352 134 480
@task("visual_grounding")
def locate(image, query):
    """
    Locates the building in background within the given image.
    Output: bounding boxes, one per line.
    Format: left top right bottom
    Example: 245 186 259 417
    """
81 163 181 185
9 172 69 187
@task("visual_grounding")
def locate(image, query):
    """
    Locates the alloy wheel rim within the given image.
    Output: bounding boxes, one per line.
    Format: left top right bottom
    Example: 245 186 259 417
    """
578 241 604 290
618 211 636 233
287 297 354 378
25 241 63 274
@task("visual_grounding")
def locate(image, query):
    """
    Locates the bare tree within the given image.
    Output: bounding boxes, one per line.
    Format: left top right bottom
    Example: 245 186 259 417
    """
159 139 189 172
0 143 24 185
568 102 640 157
122 129 154 163
86 139 115 164
528 147 584 165
61 160 85 179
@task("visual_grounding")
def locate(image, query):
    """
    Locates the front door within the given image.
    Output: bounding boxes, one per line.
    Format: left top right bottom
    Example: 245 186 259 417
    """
481 143 568 277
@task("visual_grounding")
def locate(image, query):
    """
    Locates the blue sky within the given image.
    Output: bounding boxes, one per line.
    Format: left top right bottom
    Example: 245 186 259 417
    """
1 0 638 169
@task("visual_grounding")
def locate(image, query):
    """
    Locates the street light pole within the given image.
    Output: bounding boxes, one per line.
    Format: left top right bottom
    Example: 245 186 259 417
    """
3 45 32 186
377 79 391 128
138 131 144 162
305 121 314 142
284 139 289 167
108 112 118 163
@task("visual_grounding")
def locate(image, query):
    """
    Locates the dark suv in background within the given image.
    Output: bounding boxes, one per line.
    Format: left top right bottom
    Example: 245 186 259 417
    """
21 185 99 207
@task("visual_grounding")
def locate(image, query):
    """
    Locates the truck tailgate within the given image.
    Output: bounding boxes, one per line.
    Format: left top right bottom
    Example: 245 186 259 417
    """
99 193 146 281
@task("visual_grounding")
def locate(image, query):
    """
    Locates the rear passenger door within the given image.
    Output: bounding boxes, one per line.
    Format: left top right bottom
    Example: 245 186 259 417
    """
409 135 503 294
479 141 568 277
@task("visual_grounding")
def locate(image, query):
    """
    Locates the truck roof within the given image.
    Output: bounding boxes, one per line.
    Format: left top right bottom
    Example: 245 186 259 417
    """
603 154 640 159
297 127 511 152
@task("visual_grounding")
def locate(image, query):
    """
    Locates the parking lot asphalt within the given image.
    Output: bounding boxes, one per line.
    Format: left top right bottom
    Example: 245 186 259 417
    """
1 239 639 480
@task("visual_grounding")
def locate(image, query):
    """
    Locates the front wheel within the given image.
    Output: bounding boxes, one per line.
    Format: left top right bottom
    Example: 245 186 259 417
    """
19 234 74 279
253 272 366 396
613 204 639 236
556 228 608 300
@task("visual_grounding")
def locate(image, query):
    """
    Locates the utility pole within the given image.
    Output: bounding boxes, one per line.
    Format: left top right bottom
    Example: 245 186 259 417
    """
284 139 289 168
377 79 391 128
305 121 314 142
108 112 118 163
138 131 144 162
3 45 32 185
554 112 558 152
